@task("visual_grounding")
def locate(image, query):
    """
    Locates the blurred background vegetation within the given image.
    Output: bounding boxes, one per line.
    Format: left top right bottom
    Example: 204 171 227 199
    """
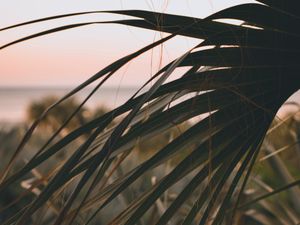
1 96 299 225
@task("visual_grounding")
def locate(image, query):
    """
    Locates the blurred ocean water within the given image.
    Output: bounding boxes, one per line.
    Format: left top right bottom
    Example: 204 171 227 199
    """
0 87 299 125
0 87 137 124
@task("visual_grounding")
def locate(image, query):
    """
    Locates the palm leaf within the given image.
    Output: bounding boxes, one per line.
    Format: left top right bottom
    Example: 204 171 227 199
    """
0 1 299 224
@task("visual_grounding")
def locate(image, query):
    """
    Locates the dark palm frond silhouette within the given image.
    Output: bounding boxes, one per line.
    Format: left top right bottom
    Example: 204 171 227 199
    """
0 1 299 224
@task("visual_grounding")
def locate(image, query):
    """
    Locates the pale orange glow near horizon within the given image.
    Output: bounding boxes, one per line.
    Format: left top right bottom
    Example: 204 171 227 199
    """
0 0 255 88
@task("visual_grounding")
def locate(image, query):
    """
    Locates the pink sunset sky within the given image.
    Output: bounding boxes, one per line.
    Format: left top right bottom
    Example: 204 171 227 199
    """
0 0 254 88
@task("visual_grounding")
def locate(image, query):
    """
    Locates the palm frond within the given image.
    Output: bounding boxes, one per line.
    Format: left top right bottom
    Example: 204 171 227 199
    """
0 1 299 224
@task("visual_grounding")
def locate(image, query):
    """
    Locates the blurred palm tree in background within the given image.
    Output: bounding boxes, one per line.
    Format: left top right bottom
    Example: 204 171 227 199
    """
0 0 300 224
27 96 88 133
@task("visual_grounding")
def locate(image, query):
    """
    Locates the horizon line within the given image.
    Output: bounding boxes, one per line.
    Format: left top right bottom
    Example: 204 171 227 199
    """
0 85 139 90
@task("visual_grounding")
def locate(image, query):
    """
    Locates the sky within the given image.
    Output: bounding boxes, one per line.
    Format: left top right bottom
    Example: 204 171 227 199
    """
0 0 255 87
